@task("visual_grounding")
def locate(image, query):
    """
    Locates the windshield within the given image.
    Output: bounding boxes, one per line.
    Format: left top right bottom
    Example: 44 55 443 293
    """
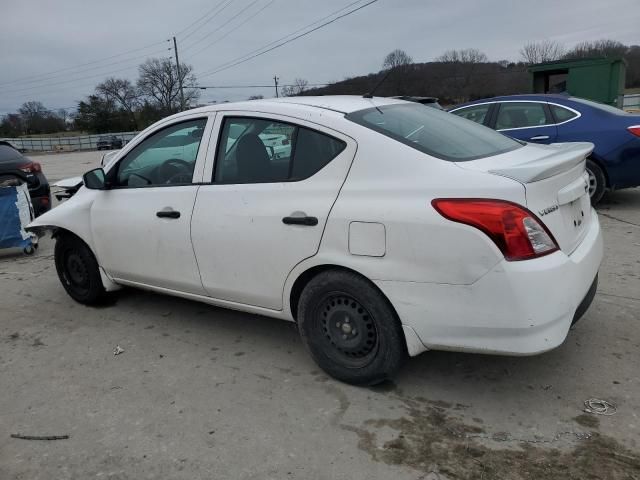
346 103 521 161
569 97 629 115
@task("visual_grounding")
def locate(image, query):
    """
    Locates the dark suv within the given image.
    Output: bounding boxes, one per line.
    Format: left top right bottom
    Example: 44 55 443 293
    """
0 144 51 216
96 135 123 151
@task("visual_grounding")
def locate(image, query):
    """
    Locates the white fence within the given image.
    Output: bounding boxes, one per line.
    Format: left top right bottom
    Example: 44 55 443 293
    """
1 131 139 152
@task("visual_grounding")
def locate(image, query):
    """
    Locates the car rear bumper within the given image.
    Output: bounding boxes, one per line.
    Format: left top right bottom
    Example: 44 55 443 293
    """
376 210 603 356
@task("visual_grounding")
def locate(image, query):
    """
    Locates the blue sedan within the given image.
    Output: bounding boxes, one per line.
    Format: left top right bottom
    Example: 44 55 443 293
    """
450 94 640 204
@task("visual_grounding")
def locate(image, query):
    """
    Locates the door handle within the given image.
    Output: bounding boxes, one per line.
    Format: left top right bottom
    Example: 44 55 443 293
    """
282 215 318 226
156 209 181 219
529 135 550 141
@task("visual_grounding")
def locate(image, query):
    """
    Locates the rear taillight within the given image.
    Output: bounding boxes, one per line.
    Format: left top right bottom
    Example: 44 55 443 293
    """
628 125 640 137
432 199 559 261
18 161 42 173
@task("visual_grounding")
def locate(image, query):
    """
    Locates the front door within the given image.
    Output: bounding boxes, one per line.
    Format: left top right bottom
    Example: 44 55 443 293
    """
191 114 356 310
91 116 212 294
494 101 558 143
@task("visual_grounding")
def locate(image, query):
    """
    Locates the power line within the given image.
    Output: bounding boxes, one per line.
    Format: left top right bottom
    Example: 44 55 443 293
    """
184 0 276 60
0 40 168 88
182 0 263 53
196 0 364 73
192 83 334 89
179 0 234 42
198 0 377 78
0 48 172 92
0 49 170 97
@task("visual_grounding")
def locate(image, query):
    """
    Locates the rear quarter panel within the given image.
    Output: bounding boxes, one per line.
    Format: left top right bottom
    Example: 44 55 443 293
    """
556 106 640 189
297 124 528 287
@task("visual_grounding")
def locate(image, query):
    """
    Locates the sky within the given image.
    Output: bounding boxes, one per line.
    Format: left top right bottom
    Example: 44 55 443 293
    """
0 0 638 115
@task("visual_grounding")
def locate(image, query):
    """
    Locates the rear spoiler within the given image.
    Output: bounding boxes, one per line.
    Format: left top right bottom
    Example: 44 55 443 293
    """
488 142 593 183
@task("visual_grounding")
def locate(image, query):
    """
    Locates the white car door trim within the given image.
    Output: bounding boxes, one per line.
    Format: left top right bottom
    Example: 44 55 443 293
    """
450 100 582 131
201 109 357 185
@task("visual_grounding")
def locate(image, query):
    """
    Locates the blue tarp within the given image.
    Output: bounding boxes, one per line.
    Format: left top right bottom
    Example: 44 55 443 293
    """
0 185 32 250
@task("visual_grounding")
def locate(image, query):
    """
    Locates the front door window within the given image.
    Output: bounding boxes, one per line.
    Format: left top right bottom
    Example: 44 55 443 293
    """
116 119 207 187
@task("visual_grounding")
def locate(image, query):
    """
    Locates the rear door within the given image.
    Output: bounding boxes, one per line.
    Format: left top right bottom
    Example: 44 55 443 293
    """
494 101 558 143
191 113 356 310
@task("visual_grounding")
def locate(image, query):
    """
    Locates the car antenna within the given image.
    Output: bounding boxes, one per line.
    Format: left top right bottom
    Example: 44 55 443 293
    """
363 68 394 99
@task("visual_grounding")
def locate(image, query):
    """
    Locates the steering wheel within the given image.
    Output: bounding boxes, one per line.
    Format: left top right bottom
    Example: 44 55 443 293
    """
157 159 193 184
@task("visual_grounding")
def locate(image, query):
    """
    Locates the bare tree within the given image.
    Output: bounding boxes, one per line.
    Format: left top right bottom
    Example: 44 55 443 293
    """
56 108 68 126
436 49 488 63
96 78 140 128
137 58 199 114
382 49 413 70
520 40 566 64
281 78 309 97
564 39 628 59
18 101 48 134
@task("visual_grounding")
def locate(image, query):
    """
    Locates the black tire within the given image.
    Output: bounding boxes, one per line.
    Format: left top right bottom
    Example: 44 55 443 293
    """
297 270 407 386
54 233 106 305
586 159 606 206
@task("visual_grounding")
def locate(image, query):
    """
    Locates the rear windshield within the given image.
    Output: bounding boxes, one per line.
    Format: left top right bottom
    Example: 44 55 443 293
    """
569 97 629 115
346 103 522 161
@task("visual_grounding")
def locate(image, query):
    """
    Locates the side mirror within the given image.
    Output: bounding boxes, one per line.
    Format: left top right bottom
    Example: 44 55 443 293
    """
83 168 107 190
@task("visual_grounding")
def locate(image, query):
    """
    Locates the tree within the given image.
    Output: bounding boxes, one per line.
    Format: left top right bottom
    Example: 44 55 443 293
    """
281 78 309 97
73 95 135 133
137 58 199 114
436 49 488 63
0 114 24 137
520 40 566 64
96 78 140 129
15 101 65 134
382 49 413 70
564 39 628 59
18 101 48 134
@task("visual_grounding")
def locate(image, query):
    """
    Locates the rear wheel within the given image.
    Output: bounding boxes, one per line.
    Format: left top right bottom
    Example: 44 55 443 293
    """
54 233 106 304
586 159 606 205
297 270 407 385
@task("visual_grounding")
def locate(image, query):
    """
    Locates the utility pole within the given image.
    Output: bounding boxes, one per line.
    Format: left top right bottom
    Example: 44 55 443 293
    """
173 36 185 111
273 76 279 98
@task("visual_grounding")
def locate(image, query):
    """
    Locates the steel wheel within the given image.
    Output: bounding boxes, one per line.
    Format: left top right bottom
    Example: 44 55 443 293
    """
586 168 597 197
298 270 407 385
317 293 380 368
63 252 90 294
585 159 606 205
54 233 106 304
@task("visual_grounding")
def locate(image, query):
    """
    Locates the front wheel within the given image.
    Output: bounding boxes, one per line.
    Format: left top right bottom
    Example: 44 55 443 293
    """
297 270 407 385
586 159 606 205
54 233 106 304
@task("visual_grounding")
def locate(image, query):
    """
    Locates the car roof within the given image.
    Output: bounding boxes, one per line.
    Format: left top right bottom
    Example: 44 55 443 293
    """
452 94 573 109
187 95 407 115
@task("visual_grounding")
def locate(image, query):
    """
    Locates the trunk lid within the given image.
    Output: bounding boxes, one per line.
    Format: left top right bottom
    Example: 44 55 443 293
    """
459 142 594 254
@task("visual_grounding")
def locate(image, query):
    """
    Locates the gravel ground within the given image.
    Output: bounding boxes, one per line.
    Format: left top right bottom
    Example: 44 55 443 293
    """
1 151 639 479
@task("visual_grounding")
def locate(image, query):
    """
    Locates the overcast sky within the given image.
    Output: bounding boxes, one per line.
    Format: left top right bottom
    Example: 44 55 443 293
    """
0 0 637 115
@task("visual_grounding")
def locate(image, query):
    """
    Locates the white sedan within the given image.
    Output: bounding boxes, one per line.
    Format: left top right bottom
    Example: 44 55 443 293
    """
28 96 603 385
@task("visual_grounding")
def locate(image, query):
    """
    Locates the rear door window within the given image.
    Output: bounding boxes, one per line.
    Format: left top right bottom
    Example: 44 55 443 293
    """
451 104 491 125
496 102 551 130
347 103 521 162
214 117 346 183
549 104 579 123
